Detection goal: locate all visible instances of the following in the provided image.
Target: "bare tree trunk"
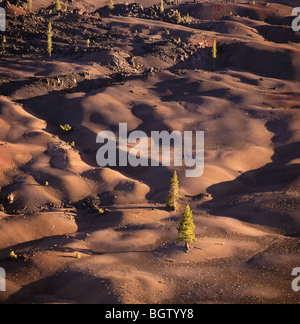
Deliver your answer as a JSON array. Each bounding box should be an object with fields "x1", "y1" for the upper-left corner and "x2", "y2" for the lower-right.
[{"x1": 185, "y1": 241, "x2": 190, "y2": 253}]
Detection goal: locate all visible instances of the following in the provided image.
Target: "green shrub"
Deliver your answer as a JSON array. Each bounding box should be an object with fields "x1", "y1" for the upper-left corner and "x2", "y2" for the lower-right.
[
  {"x1": 60, "y1": 124, "x2": 72, "y2": 133},
  {"x1": 108, "y1": 0, "x2": 114, "y2": 10},
  {"x1": 55, "y1": 0, "x2": 62, "y2": 11},
  {"x1": 10, "y1": 251, "x2": 18, "y2": 260}
]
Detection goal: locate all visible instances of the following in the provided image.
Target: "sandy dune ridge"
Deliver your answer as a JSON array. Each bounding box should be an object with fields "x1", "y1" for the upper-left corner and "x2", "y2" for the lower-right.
[{"x1": 0, "y1": 0, "x2": 299, "y2": 304}]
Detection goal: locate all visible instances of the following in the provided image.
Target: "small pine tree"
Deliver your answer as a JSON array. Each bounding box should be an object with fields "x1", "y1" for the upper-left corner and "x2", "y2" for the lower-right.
[
  {"x1": 177, "y1": 205, "x2": 197, "y2": 252},
  {"x1": 55, "y1": 0, "x2": 62, "y2": 11},
  {"x1": 108, "y1": 0, "x2": 115, "y2": 10},
  {"x1": 212, "y1": 38, "x2": 217, "y2": 60},
  {"x1": 176, "y1": 11, "x2": 182, "y2": 24},
  {"x1": 186, "y1": 13, "x2": 191, "y2": 23},
  {"x1": 28, "y1": 0, "x2": 33, "y2": 12},
  {"x1": 166, "y1": 171, "x2": 181, "y2": 211},
  {"x1": 160, "y1": 0, "x2": 164, "y2": 14},
  {"x1": 47, "y1": 21, "x2": 53, "y2": 57}
]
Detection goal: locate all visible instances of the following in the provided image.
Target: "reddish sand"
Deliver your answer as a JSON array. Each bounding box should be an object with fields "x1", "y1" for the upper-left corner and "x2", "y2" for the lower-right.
[{"x1": 0, "y1": 0, "x2": 299, "y2": 304}]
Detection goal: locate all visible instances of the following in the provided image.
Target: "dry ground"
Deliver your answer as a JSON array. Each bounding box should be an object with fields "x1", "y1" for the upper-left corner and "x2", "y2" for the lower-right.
[{"x1": 0, "y1": 0, "x2": 299, "y2": 304}]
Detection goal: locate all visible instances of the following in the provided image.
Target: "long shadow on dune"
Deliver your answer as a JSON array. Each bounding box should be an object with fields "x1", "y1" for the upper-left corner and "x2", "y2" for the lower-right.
[
  {"x1": 5, "y1": 271, "x2": 120, "y2": 304},
  {"x1": 226, "y1": 43, "x2": 297, "y2": 81},
  {"x1": 255, "y1": 25, "x2": 300, "y2": 44},
  {"x1": 152, "y1": 77, "x2": 231, "y2": 104},
  {"x1": 0, "y1": 209, "x2": 123, "y2": 254},
  {"x1": 0, "y1": 206, "x2": 167, "y2": 304},
  {"x1": 201, "y1": 141, "x2": 300, "y2": 233},
  {"x1": 17, "y1": 74, "x2": 176, "y2": 204}
]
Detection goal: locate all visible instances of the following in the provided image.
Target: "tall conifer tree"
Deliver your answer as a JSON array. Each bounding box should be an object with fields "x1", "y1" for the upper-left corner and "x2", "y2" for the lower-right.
[
  {"x1": 212, "y1": 38, "x2": 217, "y2": 60},
  {"x1": 166, "y1": 171, "x2": 180, "y2": 211},
  {"x1": 47, "y1": 21, "x2": 53, "y2": 57},
  {"x1": 28, "y1": 0, "x2": 33, "y2": 12},
  {"x1": 160, "y1": 0, "x2": 164, "y2": 14},
  {"x1": 177, "y1": 205, "x2": 197, "y2": 252}
]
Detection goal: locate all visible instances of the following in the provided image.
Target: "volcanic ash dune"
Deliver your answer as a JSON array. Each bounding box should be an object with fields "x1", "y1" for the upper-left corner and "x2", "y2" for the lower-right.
[{"x1": 0, "y1": 0, "x2": 299, "y2": 304}]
